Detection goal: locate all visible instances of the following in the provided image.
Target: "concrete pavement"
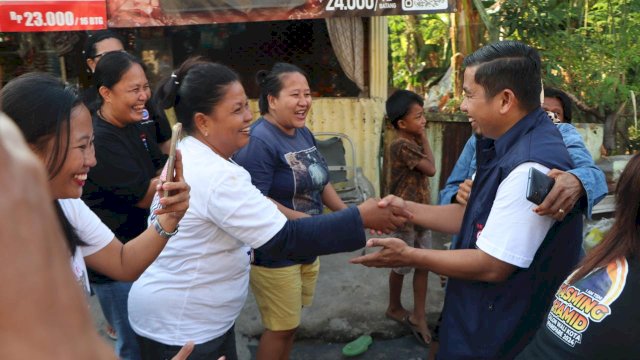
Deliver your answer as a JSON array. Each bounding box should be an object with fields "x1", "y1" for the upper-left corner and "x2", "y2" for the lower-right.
[{"x1": 90, "y1": 232, "x2": 449, "y2": 359}]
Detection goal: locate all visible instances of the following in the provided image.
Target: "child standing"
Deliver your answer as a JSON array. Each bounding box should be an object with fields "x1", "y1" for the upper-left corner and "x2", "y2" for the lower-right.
[{"x1": 385, "y1": 90, "x2": 436, "y2": 346}]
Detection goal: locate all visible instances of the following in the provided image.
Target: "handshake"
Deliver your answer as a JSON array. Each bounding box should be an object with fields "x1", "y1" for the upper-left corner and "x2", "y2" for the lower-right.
[
  {"x1": 352, "y1": 195, "x2": 421, "y2": 269},
  {"x1": 357, "y1": 195, "x2": 414, "y2": 234}
]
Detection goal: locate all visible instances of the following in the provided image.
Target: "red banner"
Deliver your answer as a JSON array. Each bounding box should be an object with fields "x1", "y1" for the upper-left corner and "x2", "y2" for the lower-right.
[{"x1": 0, "y1": 0, "x2": 107, "y2": 32}]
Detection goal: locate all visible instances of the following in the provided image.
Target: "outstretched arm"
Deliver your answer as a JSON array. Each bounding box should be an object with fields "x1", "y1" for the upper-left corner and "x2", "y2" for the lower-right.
[
  {"x1": 351, "y1": 238, "x2": 515, "y2": 283},
  {"x1": 85, "y1": 151, "x2": 190, "y2": 282},
  {"x1": 356, "y1": 163, "x2": 556, "y2": 284},
  {"x1": 378, "y1": 196, "x2": 465, "y2": 235}
]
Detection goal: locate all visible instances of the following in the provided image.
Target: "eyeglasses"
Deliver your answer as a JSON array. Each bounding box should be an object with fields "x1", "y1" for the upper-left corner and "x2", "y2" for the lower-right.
[{"x1": 93, "y1": 49, "x2": 126, "y2": 60}]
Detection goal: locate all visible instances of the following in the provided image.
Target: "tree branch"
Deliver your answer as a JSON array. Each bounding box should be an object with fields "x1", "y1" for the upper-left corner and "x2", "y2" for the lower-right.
[
  {"x1": 616, "y1": 100, "x2": 628, "y2": 116},
  {"x1": 472, "y1": 0, "x2": 499, "y2": 42},
  {"x1": 564, "y1": 90, "x2": 603, "y2": 121}
]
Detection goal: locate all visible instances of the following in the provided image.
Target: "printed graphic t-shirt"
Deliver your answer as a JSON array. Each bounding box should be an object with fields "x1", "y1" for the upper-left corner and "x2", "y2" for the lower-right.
[
  {"x1": 517, "y1": 256, "x2": 640, "y2": 359},
  {"x1": 233, "y1": 117, "x2": 330, "y2": 268}
]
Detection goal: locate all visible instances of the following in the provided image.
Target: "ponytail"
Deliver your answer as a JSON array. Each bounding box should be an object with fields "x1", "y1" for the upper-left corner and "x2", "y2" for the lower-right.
[{"x1": 154, "y1": 57, "x2": 240, "y2": 134}]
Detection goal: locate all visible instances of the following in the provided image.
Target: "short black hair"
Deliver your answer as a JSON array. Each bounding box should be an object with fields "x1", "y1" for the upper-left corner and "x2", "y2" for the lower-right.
[
  {"x1": 544, "y1": 87, "x2": 573, "y2": 123},
  {"x1": 83, "y1": 30, "x2": 124, "y2": 60},
  {"x1": 463, "y1": 40, "x2": 542, "y2": 112},
  {"x1": 386, "y1": 90, "x2": 424, "y2": 129},
  {"x1": 94, "y1": 51, "x2": 146, "y2": 106}
]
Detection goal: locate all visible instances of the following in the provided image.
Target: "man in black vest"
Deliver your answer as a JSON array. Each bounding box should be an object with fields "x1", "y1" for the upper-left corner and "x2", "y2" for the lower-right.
[{"x1": 353, "y1": 41, "x2": 583, "y2": 359}]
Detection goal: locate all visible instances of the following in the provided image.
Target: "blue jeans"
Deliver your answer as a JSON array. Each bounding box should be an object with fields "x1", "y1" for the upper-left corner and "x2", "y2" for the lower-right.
[{"x1": 93, "y1": 281, "x2": 141, "y2": 360}]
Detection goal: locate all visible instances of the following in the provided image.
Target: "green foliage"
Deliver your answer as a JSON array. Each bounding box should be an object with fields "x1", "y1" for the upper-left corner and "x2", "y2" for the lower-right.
[
  {"x1": 388, "y1": 14, "x2": 450, "y2": 93},
  {"x1": 492, "y1": 0, "x2": 640, "y2": 119},
  {"x1": 628, "y1": 124, "x2": 640, "y2": 152}
]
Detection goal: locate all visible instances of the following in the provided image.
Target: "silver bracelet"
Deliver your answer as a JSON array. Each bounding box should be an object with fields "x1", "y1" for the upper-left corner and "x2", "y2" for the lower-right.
[{"x1": 152, "y1": 217, "x2": 179, "y2": 239}]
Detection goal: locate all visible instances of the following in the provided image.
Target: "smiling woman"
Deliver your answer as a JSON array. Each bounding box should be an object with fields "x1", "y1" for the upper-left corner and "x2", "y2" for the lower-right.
[
  {"x1": 81, "y1": 51, "x2": 169, "y2": 360},
  {"x1": 0, "y1": 71, "x2": 191, "y2": 359},
  {"x1": 127, "y1": 57, "x2": 410, "y2": 360},
  {"x1": 233, "y1": 63, "x2": 350, "y2": 360}
]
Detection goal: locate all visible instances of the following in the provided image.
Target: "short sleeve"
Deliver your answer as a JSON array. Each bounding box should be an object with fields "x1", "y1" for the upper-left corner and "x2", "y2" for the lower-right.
[
  {"x1": 206, "y1": 167, "x2": 287, "y2": 249},
  {"x1": 390, "y1": 139, "x2": 426, "y2": 170},
  {"x1": 59, "y1": 199, "x2": 114, "y2": 257},
  {"x1": 476, "y1": 162, "x2": 555, "y2": 268},
  {"x1": 233, "y1": 136, "x2": 277, "y2": 195}
]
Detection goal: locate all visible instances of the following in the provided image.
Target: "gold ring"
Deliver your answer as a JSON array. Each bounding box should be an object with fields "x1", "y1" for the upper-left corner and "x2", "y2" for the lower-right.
[{"x1": 558, "y1": 208, "x2": 565, "y2": 215}]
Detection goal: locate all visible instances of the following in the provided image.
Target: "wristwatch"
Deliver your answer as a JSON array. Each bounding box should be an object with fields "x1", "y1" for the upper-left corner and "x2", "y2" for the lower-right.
[{"x1": 152, "y1": 217, "x2": 179, "y2": 239}]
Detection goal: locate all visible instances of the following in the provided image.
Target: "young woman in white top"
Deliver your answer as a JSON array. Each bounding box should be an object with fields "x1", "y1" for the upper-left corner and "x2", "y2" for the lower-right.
[
  {"x1": 0, "y1": 72, "x2": 193, "y2": 356},
  {"x1": 128, "y1": 58, "x2": 410, "y2": 360}
]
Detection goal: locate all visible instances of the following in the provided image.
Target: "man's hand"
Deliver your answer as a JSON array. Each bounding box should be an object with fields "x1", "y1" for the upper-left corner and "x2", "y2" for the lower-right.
[
  {"x1": 534, "y1": 169, "x2": 584, "y2": 221},
  {"x1": 357, "y1": 198, "x2": 412, "y2": 234},
  {"x1": 378, "y1": 195, "x2": 414, "y2": 219},
  {"x1": 350, "y1": 237, "x2": 415, "y2": 268},
  {"x1": 455, "y1": 179, "x2": 473, "y2": 206}
]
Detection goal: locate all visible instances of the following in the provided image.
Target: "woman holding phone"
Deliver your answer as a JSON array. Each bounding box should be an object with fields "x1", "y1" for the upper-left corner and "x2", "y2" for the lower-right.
[
  {"x1": 0, "y1": 72, "x2": 191, "y2": 356},
  {"x1": 80, "y1": 51, "x2": 168, "y2": 360},
  {"x1": 127, "y1": 57, "x2": 410, "y2": 360}
]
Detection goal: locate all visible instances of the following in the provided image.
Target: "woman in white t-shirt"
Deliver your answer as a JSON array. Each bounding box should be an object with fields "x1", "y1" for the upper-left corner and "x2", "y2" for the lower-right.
[
  {"x1": 0, "y1": 73, "x2": 190, "y2": 313},
  {"x1": 128, "y1": 58, "x2": 409, "y2": 360}
]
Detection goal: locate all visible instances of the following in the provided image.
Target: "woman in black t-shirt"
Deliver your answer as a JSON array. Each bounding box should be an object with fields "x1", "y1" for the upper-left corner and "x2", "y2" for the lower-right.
[
  {"x1": 81, "y1": 51, "x2": 167, "y2": 360},
  {"x1": 518, "y1": 153, "x2": 640, "y2": 359},
  {"x1": 82, "y1": 30, "x2": 172, "y2": 153}
]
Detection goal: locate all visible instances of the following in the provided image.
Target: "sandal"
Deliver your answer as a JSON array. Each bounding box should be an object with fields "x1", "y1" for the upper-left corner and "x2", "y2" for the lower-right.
[
  {"x1": 342, "y1": 335, "x2": 373, "y2": 357},
  {"x1": 405, "y1": 316, "x2": 431, "y2": 346},
  {"x1": 385, "y1": 309, "x2": 410, "y2": 325}
]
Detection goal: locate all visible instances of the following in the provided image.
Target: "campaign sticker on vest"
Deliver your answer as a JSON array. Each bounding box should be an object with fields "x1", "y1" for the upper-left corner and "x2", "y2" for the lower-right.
[{"x1": 546, "y1": 257, "x2": 628, "y2": 347}]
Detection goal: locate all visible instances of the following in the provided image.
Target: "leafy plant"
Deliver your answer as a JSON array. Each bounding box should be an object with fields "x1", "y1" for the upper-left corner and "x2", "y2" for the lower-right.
[{"x1": 388, "y1": 14, "x2": 451, "y2": 95}]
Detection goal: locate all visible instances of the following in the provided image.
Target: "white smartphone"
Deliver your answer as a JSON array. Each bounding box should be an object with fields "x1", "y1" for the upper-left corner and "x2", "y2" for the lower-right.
[{"x1": 163, "y1": 123, "x2": 182, "y2": 198}]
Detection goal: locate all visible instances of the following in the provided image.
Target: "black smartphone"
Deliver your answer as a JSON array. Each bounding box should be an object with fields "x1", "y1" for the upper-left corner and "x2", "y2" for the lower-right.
[
  {"x1": 526, "y1": 167, "x2": 555, "y2": 205},
  {"x1": 163, "y1": 123, "x2": 182, "y2": 198}
]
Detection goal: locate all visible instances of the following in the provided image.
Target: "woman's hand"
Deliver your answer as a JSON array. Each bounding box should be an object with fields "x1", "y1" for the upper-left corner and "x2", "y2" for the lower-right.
[{"x1": 154, "y1": 150, "x2": 190, "y2": 230}]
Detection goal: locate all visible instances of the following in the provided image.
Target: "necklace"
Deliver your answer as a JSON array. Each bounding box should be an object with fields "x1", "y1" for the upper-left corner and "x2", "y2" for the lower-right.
[{"x1": 96, "y1": 108, "x2": 123, "y2": 128}]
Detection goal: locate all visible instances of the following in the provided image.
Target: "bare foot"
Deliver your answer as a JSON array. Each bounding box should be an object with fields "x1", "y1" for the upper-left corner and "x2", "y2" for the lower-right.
[
  {"x1": 385, "y1": 307, "x2": 410, "y2": 324},
  {"x1": 407, "y1": 315, "x2": 432, "y2": 345}
]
